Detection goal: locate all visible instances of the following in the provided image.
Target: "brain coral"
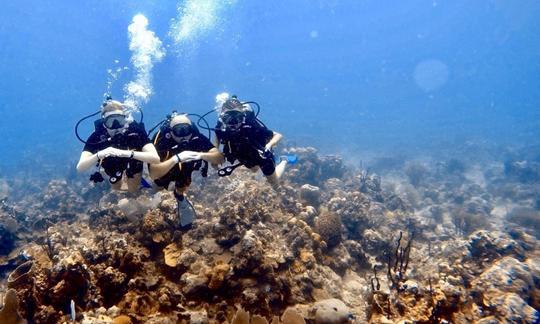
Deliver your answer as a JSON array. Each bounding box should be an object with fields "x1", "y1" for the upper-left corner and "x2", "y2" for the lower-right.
[{"x1": 315, "y1": 210, "x2": 342, "y2": 248}]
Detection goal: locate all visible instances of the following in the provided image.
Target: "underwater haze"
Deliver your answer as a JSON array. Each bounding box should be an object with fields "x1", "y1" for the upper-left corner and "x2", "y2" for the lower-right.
[
  {"x1": 3, "y1": 1, "x2": 540, "y2": 323},
  {"x1": 1, "y1": 0, "x2": 539, "y2": 175}
]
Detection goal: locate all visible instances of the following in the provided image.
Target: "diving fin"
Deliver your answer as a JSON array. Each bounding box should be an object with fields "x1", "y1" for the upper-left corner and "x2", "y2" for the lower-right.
[
  {"x1": 175, "y1": 193, "x2": 196, "y2": 228},
  {"x1": 140, "y1": 177, "x2": 152, "y2": 189},
  {"x1": 280, "y1": 154, "x2": 298, "y2": 165}
]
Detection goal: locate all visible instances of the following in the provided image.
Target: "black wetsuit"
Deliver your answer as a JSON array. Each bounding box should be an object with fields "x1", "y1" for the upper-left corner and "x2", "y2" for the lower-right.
[
  {"x1": 151, "y1": 129, "x2": 214, "y2": 189},
  {"x1": 215, "y1": 118, "x2": 276, "y2": 176},
  {"x1": 83, "y1": 121, "x2": 150, "y2": 181}
]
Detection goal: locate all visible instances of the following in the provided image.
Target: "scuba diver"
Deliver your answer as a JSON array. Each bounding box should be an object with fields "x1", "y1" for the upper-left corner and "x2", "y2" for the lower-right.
[
  {"x1": 149, "y1": 113, "x2": 223, "y2": 228},
  {"x1": 213, "y1": 94, "x2": 296, "y2": 188},
  {"x1": 76, "y1": 99, "x2": 160, "y2": 193}
]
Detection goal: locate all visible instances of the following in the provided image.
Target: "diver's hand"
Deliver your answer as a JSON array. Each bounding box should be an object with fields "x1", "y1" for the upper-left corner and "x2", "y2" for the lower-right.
[
  {"x1": 176, "y1": 151, "x2": 196, "y2": 163},
  {"x1": 102, "y1": 147, "x2": 128, "y2": 158},
  {"x1": 112, "y1": 149, "x2": 133, "y2": 158},
  {"x1": 264, "y1": 143, "x2": 274, "y2": 152},
  {"x1": 97, "y1": 147, "x2": 118, "y2": 159},
  {"x1": 186, "y1": 152, "x2": 203, "y2": 161}
]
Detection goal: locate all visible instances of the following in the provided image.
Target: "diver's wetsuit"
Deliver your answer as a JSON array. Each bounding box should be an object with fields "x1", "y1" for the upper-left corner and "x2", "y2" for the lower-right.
[
  {"x1": 215, "y1": 118, "x2": 276, "y2": 176},
  {"x1": 84, "y1": 121, "x2": 150, "y2": 182},
  {"x1": 151, "y1": 129, "x2": 214, "y2": 189}
]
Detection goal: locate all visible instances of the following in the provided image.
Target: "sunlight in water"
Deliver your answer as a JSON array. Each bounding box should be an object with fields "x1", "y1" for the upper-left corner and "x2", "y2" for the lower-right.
[
  {"x1": 169, "y1": 0, "x2": 237, "y2": 44},
  {"x1": 414, "y1": 59, "x2": 449, "y2": 92}
]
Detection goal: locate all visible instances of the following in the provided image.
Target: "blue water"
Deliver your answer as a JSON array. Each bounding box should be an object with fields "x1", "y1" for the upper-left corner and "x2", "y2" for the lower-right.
[{"x1": 1, "y1": 0, "x2": 540, "y2": 176}]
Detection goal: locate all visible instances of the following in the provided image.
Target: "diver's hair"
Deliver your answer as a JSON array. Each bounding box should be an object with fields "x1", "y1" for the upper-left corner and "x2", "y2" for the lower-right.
[
  {"x1": 170, "y1": 114, "x2": 192, "y2": 127},
  {"x1": 101, "y1": 100, "x2": 125, "y2": 115},
  {"x1": 222, "y1": 99, "x2": 241, "y2": 111}
]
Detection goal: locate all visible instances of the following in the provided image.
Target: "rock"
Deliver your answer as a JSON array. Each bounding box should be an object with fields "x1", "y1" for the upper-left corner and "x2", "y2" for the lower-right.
[
  {"x1": 163, "y1": 243, "x2": 181, "y2": 267},
  {"x1": 320, "y1": 156, "x2": 346, "y2": 180},
  {"x1": 312, "y1": 299, "x2": 352, "y2": 324},
  {"x1": 112, "y1": 315, "x2": 132, "y2": 324},
  {"x1": 475, "y1": 316, "x2": 499, "y2": 324},
  {"x1": 504, "y1": 160, "x2": 540, "y2": 183},
  {"x1": 400, "y1": 280, "x2": 419, "y2": 295},
  {"x1": 472, "y1": 256, "x2": 539, "y2": 305},
  {"x1": 251, "y1": 314, "x2": 269, "y2": 324},
  {"x1": 467, "y1": 230, "x2": 525, "y2": 261},
  {"x1": 506, "y1": 207, "x2": 540, "y2": 236},
  {"x1": 490, "y1": 293, "x2": 538, "y2": 323},
  {"x1": 300, "y1": 184, "x2": 322, "y2": 207},
  {"x1": 0, "y1": 289, "x2": 26, "y2": 324},
  {"x1": 282, "y1": 307, "x2": 306, "y2": 324},
  {"x1": 207, "y1": 261, "x2": 230, "y2": 290},
  {"x1": 0, "y1": 225, "x2": 17, "y2": 255},
  {"x1": 467, "y1": 255, "x2": 540, "y2": 322},
  {"x1": 359, "y1": 173, "x2": 383, "y2": 202},
  {"x1": 181, "y1": 272, "x2": 208, "y2": 296},
  {"x1": 328, "y1": 192, "x2": 371, "y2": 240},
  {"x1": 231, "y1": 307, "x2": 250, "y2": 324},
  {"x1": 189, "y1": 310, "x2": 209, "y2": 324},
  {"x1": 95, "y1": 265, "x2": 127, "y2": 307},
  {"x1": 82, "y1": 314, "x2": 114, "y2": 324},
  {"x1": 106, "y1": 306, "x2": 121, "y2": 318}
]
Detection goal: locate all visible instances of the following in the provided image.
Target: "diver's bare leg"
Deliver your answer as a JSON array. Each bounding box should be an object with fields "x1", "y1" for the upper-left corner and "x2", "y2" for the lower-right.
[
  {"x1": 127, "y1": 173, "x2": 142, "y2": 193},
  {"x1": 111, "y1": 181, "x2": 123, "y2": 191},
  {"x1": 274, "y1": 160, "x2": 288, "y2": 179},
  {"x1": 266, "y1": 160, "x2": 288, "y2": 189},
  {"x1": 175, "y1": 186, "x2": 188, "y2": 196},
  {"x1": 266, "y1": 172, "x2": 280, "y2": 189}
]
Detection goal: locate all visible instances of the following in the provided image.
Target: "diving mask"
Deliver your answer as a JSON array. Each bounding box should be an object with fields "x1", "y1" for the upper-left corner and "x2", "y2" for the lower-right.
[
  {"x1": 103, "y1": 114, "x2": 127, "y2": 130},
  {"x1": 221, "y1": 110, "x2": 245, "y2": 131},
  {"x1": 171, "y1": 123, "x2": 192, "y2": 142}
]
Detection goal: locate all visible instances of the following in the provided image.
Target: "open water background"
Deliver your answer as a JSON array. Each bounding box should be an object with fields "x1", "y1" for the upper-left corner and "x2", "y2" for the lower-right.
[{"x1": 1, "y1": 0, "x2": 539, "y2": 176}]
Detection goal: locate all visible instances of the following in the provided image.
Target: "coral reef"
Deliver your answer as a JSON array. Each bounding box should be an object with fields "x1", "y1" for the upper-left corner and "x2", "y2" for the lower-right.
[
  {"x1": 0, "y1": 146, "x2": 539, "y2": 323},
  {"x1": 315, "y1": 210, "x2": 342, "y2": 249},
  {"x1": 284, "y1": 147, "x2": 345, "y2": 186},
  {"x1": 506, "y1": 207, "x2": 539, "y2": 238},
  {"x1": 0, "y1": 200, "x2": 19, "y2": 256},
  {"x1": 0, "y1": 289, "x2": 26, "y2": 324}
]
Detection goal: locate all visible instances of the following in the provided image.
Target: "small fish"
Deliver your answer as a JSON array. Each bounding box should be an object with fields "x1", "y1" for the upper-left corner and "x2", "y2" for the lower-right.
[{"x1": 70, "y1": 300, "x2": 76, "y2": 321}]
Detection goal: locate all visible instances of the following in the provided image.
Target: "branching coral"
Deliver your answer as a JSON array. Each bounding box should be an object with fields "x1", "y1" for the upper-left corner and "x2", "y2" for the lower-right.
[{"x1": 386, "y1": 231, "x2": 413, "y2": 291}]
